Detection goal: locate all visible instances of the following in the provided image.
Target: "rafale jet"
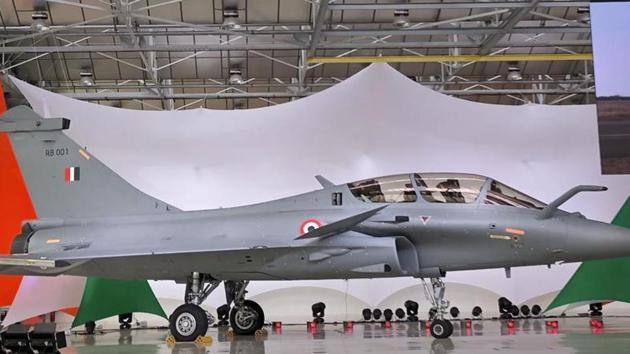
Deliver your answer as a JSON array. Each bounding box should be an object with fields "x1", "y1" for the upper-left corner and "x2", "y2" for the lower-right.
[{"x1": 1, "y1": 106, "x2": 629, "y2": 340}]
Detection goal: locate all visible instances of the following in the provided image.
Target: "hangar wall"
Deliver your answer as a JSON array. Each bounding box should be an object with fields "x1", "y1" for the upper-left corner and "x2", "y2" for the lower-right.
[{"x1": 9, "y1": 63, "x2": 630, "y2": 325}]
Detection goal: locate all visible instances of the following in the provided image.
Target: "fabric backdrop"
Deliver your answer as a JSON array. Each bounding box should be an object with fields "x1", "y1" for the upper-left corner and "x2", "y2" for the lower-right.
[{"x1": 10, "y1": 63, "x2": 630, "y2": 311}]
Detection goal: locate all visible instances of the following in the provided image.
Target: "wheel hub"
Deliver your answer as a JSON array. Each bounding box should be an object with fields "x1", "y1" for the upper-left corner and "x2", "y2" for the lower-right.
[
  {"x1": 176, "y1": 313, "x2": 197, "y2": 336},
  {"x1": 234, "y1": 306, "x2": 257, "y2": 330}
]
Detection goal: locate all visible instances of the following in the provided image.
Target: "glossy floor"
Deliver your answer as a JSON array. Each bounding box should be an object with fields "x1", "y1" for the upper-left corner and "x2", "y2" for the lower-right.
[{"x1": 61, "y1": 317, "x2": 630, "y2": 354}]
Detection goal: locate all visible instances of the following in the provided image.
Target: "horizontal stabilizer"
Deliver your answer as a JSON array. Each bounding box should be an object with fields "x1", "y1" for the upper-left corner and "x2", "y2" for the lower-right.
[
  {"x1": 0, "y1": 256, "x2": 62, "y2": 269},
  {"x1": 296, "y1": 205, "x2": 388, "y2": 240}
]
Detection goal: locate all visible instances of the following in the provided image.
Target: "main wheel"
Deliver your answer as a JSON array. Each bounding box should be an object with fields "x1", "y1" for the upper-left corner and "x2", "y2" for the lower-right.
[
  {"x1": 230, "y1": 300, "x2": 265, "y2": 335},
  {"x1": 430, "y1": 319, "x2": 453, "y2": 339},
  {"x1": 169, "y1": 304, "x2": 209, "y2": 342}
]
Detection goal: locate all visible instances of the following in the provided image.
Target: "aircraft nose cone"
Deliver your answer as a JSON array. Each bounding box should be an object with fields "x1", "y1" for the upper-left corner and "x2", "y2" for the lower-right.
[{"x1": 567, "y1": 219, "x2": 630, "y2": 262}]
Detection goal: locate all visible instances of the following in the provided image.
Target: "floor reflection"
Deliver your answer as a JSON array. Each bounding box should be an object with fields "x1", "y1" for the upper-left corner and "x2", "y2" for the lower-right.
[{"x1": 64, "y1": 317, "x2": 630, "y2": 354}]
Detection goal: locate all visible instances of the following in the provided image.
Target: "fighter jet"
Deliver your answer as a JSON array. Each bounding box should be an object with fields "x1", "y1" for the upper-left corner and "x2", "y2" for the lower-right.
[{"x1": 1, "y1": 106, "x2": 629, "y2": 340}]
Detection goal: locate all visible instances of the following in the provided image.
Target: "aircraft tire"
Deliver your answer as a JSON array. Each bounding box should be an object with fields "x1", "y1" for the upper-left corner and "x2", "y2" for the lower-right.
[
  {"x1": 169, "y1": 303, "x2": 209, "y2": 342},
  {"x1": 230, "y1": 300, "x2": 265, "y2": 335},
  {"x1": 430, "y1": 319, "x2": 453, "y2": 339}
]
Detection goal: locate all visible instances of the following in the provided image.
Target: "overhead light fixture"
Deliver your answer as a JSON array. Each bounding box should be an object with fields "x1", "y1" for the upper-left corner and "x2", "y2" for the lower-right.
[
  {"x1": 228, "y1": 68, "x2": 244, "y2": 85},
  {"x1": 577, "y1": 7, "x2": 590, "y2": 24},
  {"x1": 31, "y1": 12, "x2": 49, "y2": 33},
  {"x1": 393, "y1": 9, "x2": 410, "y2": 29},
  {"x1": 79, "y1": 70, "x2": 94, "y2": 87},
  {"x1": 506, "y1": 63, "x2": 522, "y2": 81},
  {"x1": 222, "y1": 9, "x2": 241, "y2": 30}
]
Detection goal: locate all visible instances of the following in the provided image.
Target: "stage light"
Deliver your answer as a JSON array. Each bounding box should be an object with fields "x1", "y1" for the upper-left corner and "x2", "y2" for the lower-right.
[
  {"x1": 510, "y1": 305, "x2": 520, "y2": 317},
  {"x1": 372, "y1": 308, "x2": 382, "y2": 321},
  {"x1": 520, "y1": 305, "x2": 531, "y2": 317},
  {"x1": 472, "y1": 306, "x2": 483, "y2": 318},
  {"x1": 85, "y1": 321, "x2": 96, "y2": 335},
  {"x1": 531, "y1": 304, "x2": 542, "y2": 316},
  {"x1": 395, "y1": 308, "x2": 405, "y2": 320},
  {"x1": 217, "y1": 304, "x2": 230, "y2": 326},
  {"x1": 1, "y1": 324, "x2": 32, "y2": 353},
  {"x1": 383, "y1": 309, "x2": 393, "y2": 322},
  {"x1": 404, "y1": 300, "x2": 419, "y2": 321},
  {"x1": 312, "y1": 302, "x2": 326, "y2": 324},
  {"x1": 449, "y1": 307, "x2": 460, "y2": 318},
  {"x1": 119, "y1": 313, "x2": 132, "y2": 330},
  {"x1": 30, "y1": 323, "x2": 67, "y2": 354},
  {"x1": 362, "y1": 308, "x2": 372, "y2": 321},
  {"x1": 589, "y1": 303, "x2": 603, "y2": 317}
]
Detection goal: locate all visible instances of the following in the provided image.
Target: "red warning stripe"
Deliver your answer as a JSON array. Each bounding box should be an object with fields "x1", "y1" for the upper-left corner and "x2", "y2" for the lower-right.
[{"x1": 0, "y1": 81, "x2": 37, "y2": 307}]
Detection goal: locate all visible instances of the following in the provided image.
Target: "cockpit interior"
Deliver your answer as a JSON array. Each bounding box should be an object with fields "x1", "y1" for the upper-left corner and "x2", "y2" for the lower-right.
[{"x1": 347, "y1": 173, "x2": 546, "y2": 209}]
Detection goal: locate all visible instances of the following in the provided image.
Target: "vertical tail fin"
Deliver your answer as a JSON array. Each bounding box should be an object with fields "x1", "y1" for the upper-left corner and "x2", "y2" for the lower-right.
[{"x1": 0, "y1": 106, "x2": 178, "y2": 218}]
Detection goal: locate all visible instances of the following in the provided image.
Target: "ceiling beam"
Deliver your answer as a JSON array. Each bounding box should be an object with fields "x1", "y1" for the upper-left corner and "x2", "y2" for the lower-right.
[
  {"x1": 478, "y1": 0, "x2": 541, "y2": 55},
  {"x1": 308, "y1": 53, "x2": 593, "y2": 64},
  {"x1": 328, "y1": 1, "x2": 588, "y2": 10},
  {"x1": 309, "y1": 0, "x2": 330, "y2": 51},
  {"x1": 0, "y1": 38, "x2": 592, "y2": 54},
  {"x1": 55, "y1": 87, "x2": 594, "y2": 101}
]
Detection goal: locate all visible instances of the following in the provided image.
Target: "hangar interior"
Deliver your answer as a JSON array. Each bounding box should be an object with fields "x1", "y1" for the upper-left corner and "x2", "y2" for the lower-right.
[{"x1": 1, "y1": 0, "x2": 593, "y2": 109}]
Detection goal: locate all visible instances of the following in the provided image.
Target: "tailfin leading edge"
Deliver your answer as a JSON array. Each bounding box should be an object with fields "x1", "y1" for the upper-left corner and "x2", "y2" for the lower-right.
[{"x1": 0, "y1": 106, "x2": 178, "y2": 219}]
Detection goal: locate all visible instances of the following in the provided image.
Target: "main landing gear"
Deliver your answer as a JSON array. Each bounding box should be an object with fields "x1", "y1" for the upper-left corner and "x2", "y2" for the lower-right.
[
  {"x1": 168, "y1": 273, "x2": 265, "y2": 342},
  {"x1": 422, "y1": 278, "x2": 454, "y2": 339}
]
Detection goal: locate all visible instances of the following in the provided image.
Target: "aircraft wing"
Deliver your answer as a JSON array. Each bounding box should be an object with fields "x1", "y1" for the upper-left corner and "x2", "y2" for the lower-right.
[{"x1": 295, "y1": 205, "x2": 388, "y2": 240}]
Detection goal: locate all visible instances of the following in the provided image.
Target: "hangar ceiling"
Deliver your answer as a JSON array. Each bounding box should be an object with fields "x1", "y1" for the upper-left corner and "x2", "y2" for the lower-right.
[{"x1": 0, "y1": 0, "x2": 594, "y2": 110}]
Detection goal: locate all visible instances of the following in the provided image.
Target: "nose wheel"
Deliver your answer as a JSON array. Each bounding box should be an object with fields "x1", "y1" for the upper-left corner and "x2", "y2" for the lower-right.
[{"x1": 430, "y1": 318, "x2": 453, "y2": 339}]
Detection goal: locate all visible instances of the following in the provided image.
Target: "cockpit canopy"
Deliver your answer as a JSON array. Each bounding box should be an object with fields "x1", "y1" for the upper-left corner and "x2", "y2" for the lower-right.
[{"x1": 347, "y1": 173, "x2": 545, "y2": 209}]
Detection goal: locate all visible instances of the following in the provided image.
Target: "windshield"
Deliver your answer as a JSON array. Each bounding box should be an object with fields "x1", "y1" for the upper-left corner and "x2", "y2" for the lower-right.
[
  {"x1": 484, "y1": 180, "x2": 546, "y2": 209},
  {"x1": 348, "y1": 174, "x2": 417, "y2": 203},
  {"x1": 414, "y1": 173, "x2": 486, "y2": 203}
]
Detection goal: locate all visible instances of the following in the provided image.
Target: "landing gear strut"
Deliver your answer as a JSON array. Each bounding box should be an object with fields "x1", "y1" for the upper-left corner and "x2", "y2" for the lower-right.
[
  {"x1": 225, "y1": 280, "x2": 265, "y2": 335},
  {"x1": 422, "y1": 278, "x2": 453, "y2": 339},
  {"x1": 169, "y1": 273, "x2": 219, "y2": 342},
  {"x1": 168, "y1": 275, "x2": 265, "y2": 341}
]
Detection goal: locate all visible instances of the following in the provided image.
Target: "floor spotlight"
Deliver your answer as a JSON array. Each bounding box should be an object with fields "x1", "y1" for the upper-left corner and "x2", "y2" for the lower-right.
[
  {"x1": 472, "y1": 306, "x2": 482, "y2": 318},
  {"x1": 119, "y1": 313, "x2": 133, "y2": 330},
  {"x1": 1, "y1": 324, "x2": 32, "y2": 353},
  {"x1": 372, "y1": 309, "x2": 382, "y2": 321},
  {"x1": 395, "y1": 308, "x2": 405, "y2": 320},
  {"x1": 30, "y1": 323, "x2": 67, "y2": 353},
  {"x1": 449, "y1": 307, "x2": 460, "y2": 318},
  {"x1": 404, "y1": 300, "x2": 419, "y2": 322},
  {"x1": 312, "y1": 302, "x2": 326, "y2": 324},
  {"x1": 216, "y1": 304, "x2": 230, "y2": 327},
  {"x1": 383, "y1": 309, "x2": 393, "y2": 322},
  {"x1": 520, "y1": 305, "x2": 531, "y2": 317},
  {"x1": 362, "y1": 308, "x2": 372, "y2": 321},
  {"x1": 531, "y1": 304, "x2": 542, "y2": 317}
]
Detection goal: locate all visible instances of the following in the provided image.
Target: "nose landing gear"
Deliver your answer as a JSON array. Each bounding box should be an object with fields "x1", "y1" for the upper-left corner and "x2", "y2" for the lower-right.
[{"x1": 423, "y1": 278, "x2": 454, "y2": 339}]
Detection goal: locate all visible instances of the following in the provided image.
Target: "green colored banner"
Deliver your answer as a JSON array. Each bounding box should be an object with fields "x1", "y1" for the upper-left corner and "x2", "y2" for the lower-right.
[
  {"x1": 72, "y1": 277, "x2": 166, "y2": 328},
  {"x1": 546, "y1": 197, "x2": 630, "y2": 312}
]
